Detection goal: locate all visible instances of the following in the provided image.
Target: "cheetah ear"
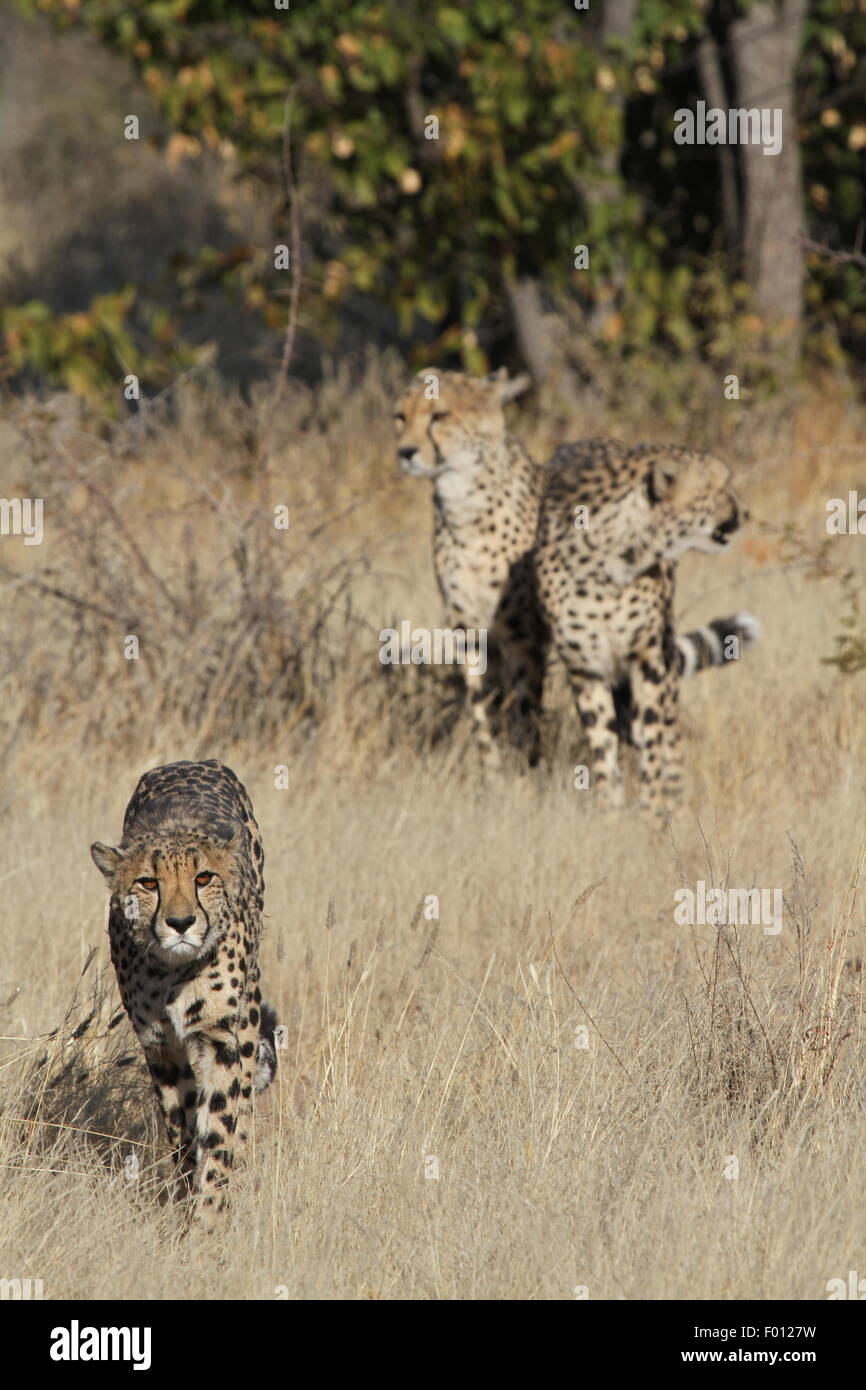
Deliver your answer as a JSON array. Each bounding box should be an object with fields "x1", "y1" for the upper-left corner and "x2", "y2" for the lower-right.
[
  {"x1": 646, "y1": 455, "x2": 683, "y2": 505},
  {"x1": 494, "y1": 370, "x2": 532, "y2": 403},
  {"x1": 91, "y1": 842, "x2": 124, "y2": 881}
]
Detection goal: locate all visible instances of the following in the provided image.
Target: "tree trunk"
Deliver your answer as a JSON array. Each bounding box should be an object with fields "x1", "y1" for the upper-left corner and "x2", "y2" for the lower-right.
[
  {"x1": 730, "y1": 0, "x2": 807, "y2": 349},
  {"x1": 506, "y1": 1, "x2": 639, "y2": 385},
  {"x1": 504, "y1": 275, "x2": 554, "y2": 385},
  {"x1": 585, "y1": 0, "x2": 638, "y2": 340},
  {"x1": 697, "y1": 36, "x2": 740, "y2": 253}
]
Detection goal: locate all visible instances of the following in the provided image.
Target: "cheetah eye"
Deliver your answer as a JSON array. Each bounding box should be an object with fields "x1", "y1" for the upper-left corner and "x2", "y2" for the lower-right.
[
  {"x1": 392, "y1": 412, "x2": 405, "y2": 424},
  {"x1": 431, "y1": 411, "x2": 450, "y2": 422},
  {"x1": 136, "y1": 878, "x2": 158, "y2": 892},
  {"x1": 195, "y1": 872, "x2": 215, "y2": 888}
]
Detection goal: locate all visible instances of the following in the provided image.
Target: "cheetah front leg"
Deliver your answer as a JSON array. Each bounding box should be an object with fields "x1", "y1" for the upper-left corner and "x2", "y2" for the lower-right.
[
  {"x1": 562, "y1": 663, "x2": 623, "y2": 807},
  {"x1": 187, "y1": 1020, "x2": 257, "y2": 1216},
  {"x1": 657, "y1": 667, "x2": 684, "y2": 805},
  {"x1": 144, "y1": 1044, "x2": 197, "y2": 1200},
  {"x1": 463, "y1": 649, "x2": 502, "y2": 769},
  {"x1": 629, "y1": 653, "x2": 683, "y2": 813}
]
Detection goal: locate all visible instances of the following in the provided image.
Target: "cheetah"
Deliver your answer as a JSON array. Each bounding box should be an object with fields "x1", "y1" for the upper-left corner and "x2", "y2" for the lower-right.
[
  {"x1": 91, "y1": 759, "x2": 278, "y2": 1216},
  {"x1": 393, "y1": 369, "x2": 758, "y2": 774},
  {"x1": 535, "y1": 439, "x2": 758, "y2": 809},
  {"x1": 394, "y1": 368, "x2": 546, "y2": 763}
]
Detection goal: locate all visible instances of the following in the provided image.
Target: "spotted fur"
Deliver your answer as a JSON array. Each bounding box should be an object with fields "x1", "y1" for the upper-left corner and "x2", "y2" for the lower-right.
[
  {"x1": 394, "y1": 371, "x2": 759, "y2": 782},
  {"x1": 535, "y1": 439, "x2": 757, "y2": 809},
  {"x1": 394, "y1": 368, "x2": 545, "y2": 763},
  {"x1": 91, "y1": 759, "x2": 278, "y2": 1216}
]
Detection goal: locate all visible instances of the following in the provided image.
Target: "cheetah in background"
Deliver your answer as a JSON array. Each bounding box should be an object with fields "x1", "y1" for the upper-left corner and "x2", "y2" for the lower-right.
[
  {"x1": 394, "y1": 367, "x2": 544, "y2": 763},
  {"x1": 535, "y1": 439, "x2": 759, "y2": 809},
  {"x1": 393, "y1": 369, "x2": 759, "y2": 779},
  {"x1": 91, "y1": 759, "x2": 278, "y2": 1216}
]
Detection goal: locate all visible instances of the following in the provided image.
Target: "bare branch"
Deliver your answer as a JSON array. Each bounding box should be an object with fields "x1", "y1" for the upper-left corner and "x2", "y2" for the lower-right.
[
  {"x1": 267, "y1": 86, "x2": 303, "y2": 448},
  {"x1": 800, "y1": 237, "x2": 866, "y2": 273}
]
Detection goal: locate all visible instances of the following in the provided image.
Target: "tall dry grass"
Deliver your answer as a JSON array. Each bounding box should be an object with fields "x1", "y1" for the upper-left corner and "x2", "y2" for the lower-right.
[{"x1": 0, "y1": 356, "x2": 864, "y2": 1299}]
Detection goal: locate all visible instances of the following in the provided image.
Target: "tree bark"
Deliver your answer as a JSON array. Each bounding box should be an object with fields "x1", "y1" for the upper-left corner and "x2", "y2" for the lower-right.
[
  {"x1": 504, "y1": 275, "x2": 554, "y2": 385},
  {"x1": 697, "y1": 36, "x2": 740, "y2": 253},
  {"x1": 730, "y1": 0, "x2": 807, "y2": 347},
  {"x1": 506, "y1": 1, "x2": 639, "y2": 384},
  {"x1": 600, "y1": 0, "x2": 639, "y2": 52},
  {"x1": 585, "y1": 0, "x2": 638, "y2": 339}
]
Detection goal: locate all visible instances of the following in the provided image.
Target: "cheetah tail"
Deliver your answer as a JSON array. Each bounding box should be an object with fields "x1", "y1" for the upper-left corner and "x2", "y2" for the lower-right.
[
  {"x1": 255, "y1": 1001, "x2": 279, "y2": 1093},
  {"x1": 675, "y1": 611, "x2": 761, "y2": 679}
]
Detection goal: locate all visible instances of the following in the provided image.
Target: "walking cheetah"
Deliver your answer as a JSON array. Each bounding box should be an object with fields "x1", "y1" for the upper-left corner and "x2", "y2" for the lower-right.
[
  {"x1": 535, "y1": 438, "x2": 757, "y2": 809},
  {"x1": 91, "y1": 759, "x2": 278, "y2": 1215},
  {"x1": 393, "y1": 370, "x2": 758, "y2": 775}
]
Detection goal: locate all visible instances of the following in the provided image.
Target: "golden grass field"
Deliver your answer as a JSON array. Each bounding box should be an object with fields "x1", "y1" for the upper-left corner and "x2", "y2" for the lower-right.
[{"x1": 0, "y1": 357, "x2": 864, "y2": 1300}]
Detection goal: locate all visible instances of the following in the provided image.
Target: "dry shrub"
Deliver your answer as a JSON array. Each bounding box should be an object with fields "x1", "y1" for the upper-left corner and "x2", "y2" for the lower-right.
[
  {"x1": 679, "y1": 836, "x2": 864, "y2": 1144},
  {"x1": 6, "y1": 953, "x2": 162, "y2": 1201},
  {"x1": 0, "y1": 363, "x2": 467, "y2": 763}
]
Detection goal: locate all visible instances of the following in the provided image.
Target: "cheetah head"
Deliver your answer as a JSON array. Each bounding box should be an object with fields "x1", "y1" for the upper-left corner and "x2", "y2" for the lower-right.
[
  {"x1": 393, "y1": 368, "x2": 531, "y2": 479},
  {"x1": 604, "y1": 448, "x2": 747, "y2": 586},
  {"x1": 91, "y1": 820, "x2": 243, "y2": 966}
]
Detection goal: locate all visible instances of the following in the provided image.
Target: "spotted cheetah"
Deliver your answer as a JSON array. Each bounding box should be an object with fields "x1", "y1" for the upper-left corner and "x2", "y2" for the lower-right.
[
  {"x1": 535, "y1": 439, "x2": 757, "y2": 809},
  {"x1": 91, "y1": 759, "x2": 278, "y2": 1215},
  {"x1": 394, "y1": 368, "x2": 544, "y2": 763},
  {"x1": 393, "y1": 370, "x2": 758, "y2": 775}
]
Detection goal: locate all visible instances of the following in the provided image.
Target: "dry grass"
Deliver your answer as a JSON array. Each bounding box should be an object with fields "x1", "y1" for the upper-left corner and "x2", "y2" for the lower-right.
[{"x1": 0, "y1": 356, "x2": 864, "y2": 1299}]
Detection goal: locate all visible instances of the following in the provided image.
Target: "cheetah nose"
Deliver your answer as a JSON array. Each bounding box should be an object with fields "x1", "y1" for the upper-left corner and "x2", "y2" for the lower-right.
[
  {"x1": 399, "y1": 446, "x2": 418, "y2": 461},
  {"x1": 165, "y1": 914, "x2": 196, "y2": 932}
]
